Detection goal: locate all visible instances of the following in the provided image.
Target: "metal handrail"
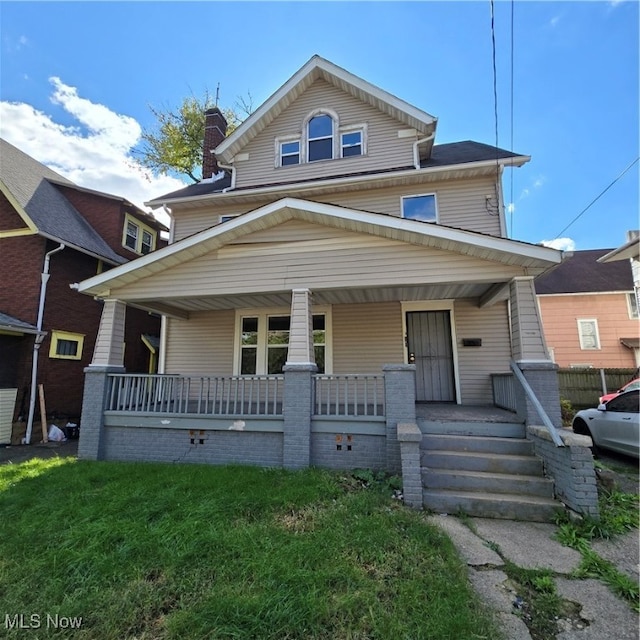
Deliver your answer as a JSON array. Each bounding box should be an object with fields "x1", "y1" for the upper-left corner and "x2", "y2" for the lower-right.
[{"x1": 510, "y1": 361, "x2": 564, "y2": 447}]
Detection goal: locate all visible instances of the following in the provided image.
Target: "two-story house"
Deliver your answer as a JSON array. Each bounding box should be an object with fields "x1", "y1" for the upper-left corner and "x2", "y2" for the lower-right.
[
  {"x1": 0, "y1": 139, "x2": 167, "y2": 444},
  {"x1": 75, "y1": 57, "x2": 599, "y2": 520}
]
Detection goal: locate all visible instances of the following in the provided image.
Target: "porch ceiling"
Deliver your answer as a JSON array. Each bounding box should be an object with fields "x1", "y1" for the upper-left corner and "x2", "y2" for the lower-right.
[{"x1": 123, "y1": 282, "x2": 502, "y2": 317}]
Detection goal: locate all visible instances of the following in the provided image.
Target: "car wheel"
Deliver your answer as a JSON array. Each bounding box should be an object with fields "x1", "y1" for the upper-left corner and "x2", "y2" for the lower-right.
[{"x1": 573, "y1": 418, "x2": 600, "y2": 456}]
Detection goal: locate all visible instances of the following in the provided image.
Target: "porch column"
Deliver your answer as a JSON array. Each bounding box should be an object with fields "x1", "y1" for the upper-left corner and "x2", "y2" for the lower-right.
[
  {"x1": 383, "y1": 364, "x2": 416, "y2": 473},
  {"x1": 78, "y1": 299, "x2": 126, "y2": 461},
  {"x1": 282, "y1": 289, "x2": 317, "y2": 469},
  {"x1": 509, "y1": 278, "x2": 562, "y2": 427}
]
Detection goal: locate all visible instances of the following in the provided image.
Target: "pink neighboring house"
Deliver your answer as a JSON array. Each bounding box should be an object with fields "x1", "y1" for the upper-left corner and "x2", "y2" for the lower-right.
[{"x1": 536, "y1": 248, "x2": 639, "y2": 369}]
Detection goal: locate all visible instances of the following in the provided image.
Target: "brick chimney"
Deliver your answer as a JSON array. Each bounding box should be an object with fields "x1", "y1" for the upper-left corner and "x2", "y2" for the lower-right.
[{"x1": 202, "y1": 107, "x2": 228, "y2": 179}]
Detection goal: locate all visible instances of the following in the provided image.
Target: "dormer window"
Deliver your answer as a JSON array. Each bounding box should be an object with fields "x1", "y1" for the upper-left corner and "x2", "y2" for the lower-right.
[{"x1": 307, "y1": 114, "x2": 334, "y2": 162}]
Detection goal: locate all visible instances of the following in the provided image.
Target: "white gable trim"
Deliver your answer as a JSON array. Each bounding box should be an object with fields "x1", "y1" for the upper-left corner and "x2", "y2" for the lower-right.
[
  {"x1": 77, "y1": 197, "x2": 561, "y2": 298},
  {"x1": 215, "y1": 55, "x2": 437, "y2": 164}
]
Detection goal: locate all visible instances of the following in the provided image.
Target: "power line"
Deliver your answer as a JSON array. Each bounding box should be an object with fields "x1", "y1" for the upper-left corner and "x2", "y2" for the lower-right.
[
  {"x1": 509, "y1": 0, "x2": 514, "y2": 238},
  {"x1": 553, "y1": 157, "x2": 640, "y2": 239}
]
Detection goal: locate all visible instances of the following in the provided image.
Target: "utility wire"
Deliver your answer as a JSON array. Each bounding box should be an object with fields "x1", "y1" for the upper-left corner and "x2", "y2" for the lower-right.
[
  {"x1": 488, "y1": 0, "x2": 500, "y2": 217},
  {"x1": 553, "y1": 157, "x2": 639, "y2": 239},
  {"x1": 509, "y1": 0, "x2": 514, "y2": 238}
]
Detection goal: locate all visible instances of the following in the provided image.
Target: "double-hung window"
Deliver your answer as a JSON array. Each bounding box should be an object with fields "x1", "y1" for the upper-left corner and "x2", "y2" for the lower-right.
[
  {"x1": 123, "y1": 214, "x2": 157, "y2": 255},
  {"x1": 577, "y1": 319, "x2": 600, "y2": 350},
  {"x1": 307, "y1": 114, "x2": 333, "y2": 162},
  {"x1": 280, "y1": 140, "x2": 300, "y2": 166},
  {"x1": 341, "y1": 130, "x2": 362, "y2": 157},
  {"x1": 237, "y1": 311, "x2": 328, "y2": 375}
]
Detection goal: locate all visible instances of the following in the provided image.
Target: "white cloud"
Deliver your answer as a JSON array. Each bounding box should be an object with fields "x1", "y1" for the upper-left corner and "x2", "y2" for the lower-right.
[
  {"x1": 0, "y1": 78, "x2": 186, "y2": 225},
  {"x1": 541, "y1": 237, "x2": 576, "y2": 252}
]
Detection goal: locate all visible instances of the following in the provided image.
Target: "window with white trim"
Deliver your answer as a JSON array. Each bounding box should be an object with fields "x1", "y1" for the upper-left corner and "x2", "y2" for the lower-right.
[
  {"x1": 49, "y1": 330, "x2": 85, "y2": 360},
  {"x1": 236, "y1": 310, "x2": 328, "y2": 375},
  {"x1": 308, "y1": 114, "x2": 334, "y2": 162},
  {"x1": 577, "y1": 319, "x2": 600, "y2": 350},
  {"x1": 627, "y1": 293, "x2": 639, "y2": 319},
  {"x1": 123, "y1": 214, "x2": 157, "y2": 255},
  {"x1": 401, "y1": 194, "x2": 438, "y2": 223},
  {"x1": 340, "y1": 130, "x2": 362, "y2": 157},
  {"x1": 280, "y1": 140, "x2": 300, "y2": 166}
]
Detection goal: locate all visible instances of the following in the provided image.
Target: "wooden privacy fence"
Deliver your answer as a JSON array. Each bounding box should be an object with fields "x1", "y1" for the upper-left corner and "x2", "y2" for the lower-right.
[{"x1": 558, "y1": 368, "x2": 637, "y2": 409}]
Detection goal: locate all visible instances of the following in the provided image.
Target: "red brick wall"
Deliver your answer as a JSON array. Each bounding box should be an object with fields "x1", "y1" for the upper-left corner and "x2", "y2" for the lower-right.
[{"x1": 0, "y1": 192, "x2": 29, "y2": 230}]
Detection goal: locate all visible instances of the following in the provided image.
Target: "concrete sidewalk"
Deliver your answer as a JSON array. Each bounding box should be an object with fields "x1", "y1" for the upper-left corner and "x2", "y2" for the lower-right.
[{"x1": 428, "y1": 515, "x2": 639, "y2": 640}]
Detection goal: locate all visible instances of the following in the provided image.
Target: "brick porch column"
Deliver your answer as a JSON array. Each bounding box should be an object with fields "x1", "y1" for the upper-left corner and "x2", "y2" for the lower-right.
[
  {"x1": 383, "y1": 364, "x2": 416, "y2": 473},
  {"x1": 78, "y1": 299, "x2": 126, "y2": 460},
  {"x1": 282, "y1": 289, "x2": 317, "y2": 469},
  {"x1": 509, "y1": 277, "x2": 562, "y2": 427}
]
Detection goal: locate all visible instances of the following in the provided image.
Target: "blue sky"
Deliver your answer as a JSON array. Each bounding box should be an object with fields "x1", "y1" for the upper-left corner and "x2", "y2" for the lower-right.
[{"x1": 1, "y1": 1, "x2": 638, "y2": 251}]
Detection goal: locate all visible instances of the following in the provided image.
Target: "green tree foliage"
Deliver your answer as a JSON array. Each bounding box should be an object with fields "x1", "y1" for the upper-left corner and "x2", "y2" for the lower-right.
[{"x1": 137, "y1": 91, "x2": 252, "y2": 183}]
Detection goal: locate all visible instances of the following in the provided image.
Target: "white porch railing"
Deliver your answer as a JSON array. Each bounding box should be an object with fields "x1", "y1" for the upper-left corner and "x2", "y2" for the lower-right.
[
  {"x1": 106, "y1": 374, "x2": 284, "y2": 416},
  {"x1": 491, "y1": 373, "x2": 518, "y2": 412},
  {"x1": 313, "y1": 374, "x2": 385, "y2": 417}
]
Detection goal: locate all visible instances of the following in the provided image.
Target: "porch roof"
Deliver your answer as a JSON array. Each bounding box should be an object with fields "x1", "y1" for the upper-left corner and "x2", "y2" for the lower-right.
[{"x1": 76, "y1": 198, "x2": 562, "y2": 315}]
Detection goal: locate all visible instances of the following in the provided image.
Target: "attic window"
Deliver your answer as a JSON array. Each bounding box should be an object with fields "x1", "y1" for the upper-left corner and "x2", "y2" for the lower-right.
[
  {"x1": 341, "y1": 130, "x2": 362, "y2": 157},
  {"x1": 308, "y1": 114, "x2": 333, "y2": 162},
  {"x1": 280, "y1": 141, "x2": 300, "y2": 166}
]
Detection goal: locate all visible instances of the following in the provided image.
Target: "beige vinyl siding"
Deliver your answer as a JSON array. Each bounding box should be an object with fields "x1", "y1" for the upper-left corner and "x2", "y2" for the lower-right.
[
  {"x1": 332, "y1": 302, "x2": 404, "y2": 373},
  {"x1": 172, "y1": 175, "x2": 502, "y2": 241},
  {"x1": 454, "y1": 299, "x2": 511, "y2": 404},
  {"x1": 164, "y1": 310, "x2": 235, "y2": 376},
  {"x1": 92, "y1": 300, "x2": 126, "y2": 366},
  {"x1": 235, "y1": 78, "x2": 415, "y2": 188},
  {"x1": 112, "y1": 224, "x2": 522, "y2": 301}
]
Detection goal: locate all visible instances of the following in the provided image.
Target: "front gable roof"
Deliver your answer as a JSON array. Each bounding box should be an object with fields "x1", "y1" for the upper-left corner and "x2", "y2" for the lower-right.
[
  {"x1": 214, "y1": 55, "x2": 437, "y2": 164},
  {"x1": 78, "y1": 197, "x2": 561, "y2": 302}
]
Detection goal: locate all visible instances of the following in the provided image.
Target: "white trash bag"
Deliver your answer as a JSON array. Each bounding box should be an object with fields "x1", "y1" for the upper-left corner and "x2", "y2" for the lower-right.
[{"x1": 48, "y1": 424, "x2": 66, "y2": 442}]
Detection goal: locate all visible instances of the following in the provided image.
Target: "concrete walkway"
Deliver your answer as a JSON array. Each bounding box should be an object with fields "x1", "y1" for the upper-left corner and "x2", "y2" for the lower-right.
[{"x1": 428, "y1": 515, "x2": 639, "y2": 640}]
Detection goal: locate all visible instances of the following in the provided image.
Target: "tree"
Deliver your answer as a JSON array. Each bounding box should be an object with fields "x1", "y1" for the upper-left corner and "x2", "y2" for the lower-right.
[{"x1": 137, "y1": 91, "x2": 253, "y2": 183}]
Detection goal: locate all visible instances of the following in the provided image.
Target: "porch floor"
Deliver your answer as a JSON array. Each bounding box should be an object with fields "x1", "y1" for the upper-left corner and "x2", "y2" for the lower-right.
[{"x1": 415, "y1": 403, "x2": 520, "y2": 423}]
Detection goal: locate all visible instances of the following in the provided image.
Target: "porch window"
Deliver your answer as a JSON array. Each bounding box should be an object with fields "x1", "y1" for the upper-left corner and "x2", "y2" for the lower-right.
[
  {"x1": 401, "y1": 194, "x2": 437, "y2": 223},
  {"x1": 237, "y1": 312, "x2": 327, "y2": 375},
  {"x1": 577, "y1": 319, "x2": 600, "y2": 350}
]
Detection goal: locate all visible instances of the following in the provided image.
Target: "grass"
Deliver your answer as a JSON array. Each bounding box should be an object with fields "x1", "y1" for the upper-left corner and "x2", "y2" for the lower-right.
[
  {"x1": 555, "y1": 487, "x2": 639, "y2": 611},
  {"x1": 0, "y1": 459, "x2": 501, "y2": 639}
]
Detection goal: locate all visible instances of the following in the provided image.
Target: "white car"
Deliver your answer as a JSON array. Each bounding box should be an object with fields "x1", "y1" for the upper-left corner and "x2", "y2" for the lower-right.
[{"x1": 572, "y1": 390, "x2": 639, "y2": 459}]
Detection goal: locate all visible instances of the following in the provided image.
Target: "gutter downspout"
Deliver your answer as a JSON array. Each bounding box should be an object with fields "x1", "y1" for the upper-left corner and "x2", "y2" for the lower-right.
[
  {"x1": 218, "y1": 163, "x2": 236, "y2": 193},
  {"x1": 25, "y1": 242, "x2": 65, "y2": 444},
  {"x1": 413, "y1": 132, "x2": 435, "y2": 170},
  {"x1": 162, "y1": 204, "x2": 174, "y2": 244}
]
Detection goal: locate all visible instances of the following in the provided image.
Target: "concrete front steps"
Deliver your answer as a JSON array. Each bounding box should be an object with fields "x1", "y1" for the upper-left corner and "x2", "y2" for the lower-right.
[{"x1": 421, "y1": 427, "x2": 562, "y2": 522}]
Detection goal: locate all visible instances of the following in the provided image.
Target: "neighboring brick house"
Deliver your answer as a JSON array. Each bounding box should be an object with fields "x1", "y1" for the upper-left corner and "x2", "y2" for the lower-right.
[
  {"x1": 535, "y1": 248, "x2": 640, "y2": 368},
  {"x1": 0, "y1": 139, "x2": 167, "y2": 443}
]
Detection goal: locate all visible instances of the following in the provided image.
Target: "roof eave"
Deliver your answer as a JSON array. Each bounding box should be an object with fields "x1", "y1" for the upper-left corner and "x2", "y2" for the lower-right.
[
  {"x1": 78, "y1": 197, "x2": 560, "y2": 298},
  {"x1": 145, "y1": 155, "x2": 530, "y2": 208}
]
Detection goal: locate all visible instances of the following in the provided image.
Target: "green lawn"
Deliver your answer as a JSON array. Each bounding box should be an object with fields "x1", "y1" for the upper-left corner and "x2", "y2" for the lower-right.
[{"x1": 0, "y1": 458, "x2": 501, "y2": 639}]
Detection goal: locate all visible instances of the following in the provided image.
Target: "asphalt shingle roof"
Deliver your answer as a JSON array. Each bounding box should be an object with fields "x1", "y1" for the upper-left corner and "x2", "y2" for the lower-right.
[
  {"x1": 147, "y1": 140, "x2": 522, "y2": 204},
  {"x1": 535, "y1": 249, "x2": 634, "y2": 294},
  {"x1": 1, "y1": 139, "x2": 126, "y2": 264},
  {"x1": 0, "y1": 311, "x2": 40, "y2": 333}
]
